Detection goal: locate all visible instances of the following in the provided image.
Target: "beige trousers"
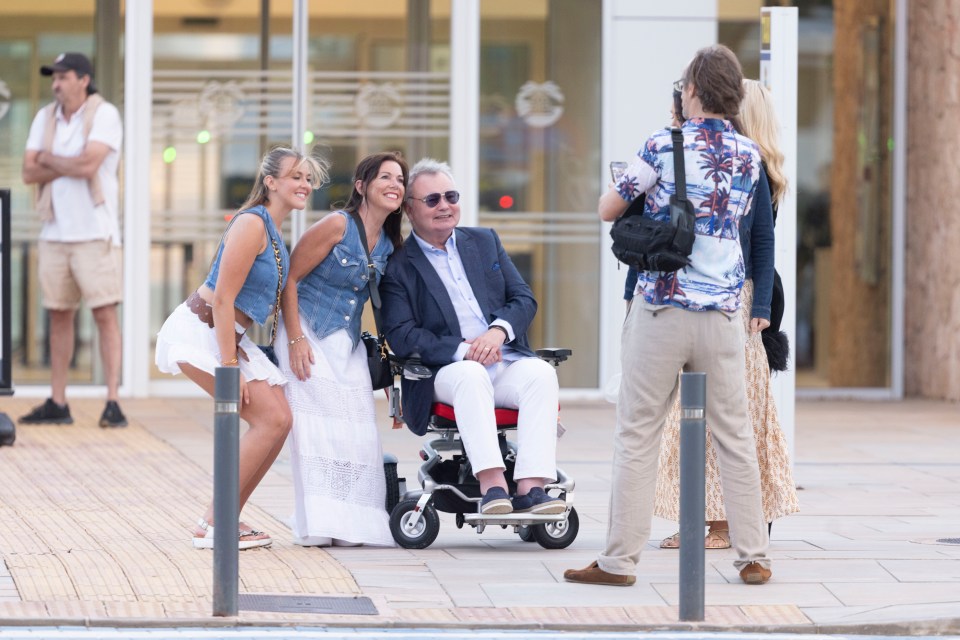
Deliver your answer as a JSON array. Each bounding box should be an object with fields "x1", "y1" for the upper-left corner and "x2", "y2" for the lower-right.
[{"x1": 599, "y1": 299, "x2": 770, "y2": 575}]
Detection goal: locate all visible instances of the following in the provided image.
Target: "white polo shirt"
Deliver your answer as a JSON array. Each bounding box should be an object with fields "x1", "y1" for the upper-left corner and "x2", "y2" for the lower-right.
[{"x1": 25, "y1": 97, "x2": 123, "y2": 245}]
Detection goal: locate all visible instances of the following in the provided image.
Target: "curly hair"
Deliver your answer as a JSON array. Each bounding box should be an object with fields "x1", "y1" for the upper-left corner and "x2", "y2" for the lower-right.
[{"x1": 682, "y1": 45, "x2": 745, "y2": 118}]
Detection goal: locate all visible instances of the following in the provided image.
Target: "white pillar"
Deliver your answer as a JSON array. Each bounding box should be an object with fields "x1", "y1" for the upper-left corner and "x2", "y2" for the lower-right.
[
  {"x1": 122, "y1": 0, "x2": 153, "y2": 397},
  {"x1": 761, "y1": 6, "x2": 798, "y2": 460},
  {"x1": 449, "y1": 0, "x2": 480, "y2": 226},
  {"x1": 291, "y1": 0, "x2": 308, "y2": 243},
  {"x1": 599, "y1": 0, "x2": 717, "y2": 390}
]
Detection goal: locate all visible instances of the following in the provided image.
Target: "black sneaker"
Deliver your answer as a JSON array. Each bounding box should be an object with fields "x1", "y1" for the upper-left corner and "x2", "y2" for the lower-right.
[
  {"x1": 512, "y1": 487, "x2": 566, "y2": 515},
  {"x1": 479, "y1": 486, "x2": 513, "y2": 514},
  {"x1": 19, "y1": 398, "x2": 73, "y2": 425},
  {"x1": 99, "y1": 401, "x2": 128, "y2": 428}
]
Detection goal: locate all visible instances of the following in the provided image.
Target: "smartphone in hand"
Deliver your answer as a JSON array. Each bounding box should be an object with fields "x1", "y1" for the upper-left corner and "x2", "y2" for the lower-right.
[{"x1": 610, "y1": 161, "x2": 628, "y2": 184}]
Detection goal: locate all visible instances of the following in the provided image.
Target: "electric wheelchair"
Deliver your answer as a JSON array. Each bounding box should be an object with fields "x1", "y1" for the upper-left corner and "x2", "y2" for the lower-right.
[{"x1": 381, "y1": 347, "x2": 579, "y2": 550}]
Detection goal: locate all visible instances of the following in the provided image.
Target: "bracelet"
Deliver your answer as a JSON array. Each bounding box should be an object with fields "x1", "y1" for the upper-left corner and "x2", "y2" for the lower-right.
[
  {"x1": 288, "y1": 334, "x2": 307, "y2": 346},
  {"x1": 489, "y1": 325, "x2": 509, "y2": 340},
  {"x1": 221, "y1": 357, "x2": 239, "y2": 366}
]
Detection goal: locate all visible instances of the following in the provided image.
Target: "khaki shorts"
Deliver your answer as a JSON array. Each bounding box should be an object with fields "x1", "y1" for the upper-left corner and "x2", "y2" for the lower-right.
[{"x1": 39, "y1": 240, "x2": 123, "y2": 310}]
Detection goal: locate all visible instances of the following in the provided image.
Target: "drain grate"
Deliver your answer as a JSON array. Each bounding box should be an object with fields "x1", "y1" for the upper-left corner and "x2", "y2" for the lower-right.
[
  {"x1": 936, "y1": 538, "x2": 960, "y2": 545},
  {"x1": 238, "y1": 594, "x2": 378, "y2": 615}
]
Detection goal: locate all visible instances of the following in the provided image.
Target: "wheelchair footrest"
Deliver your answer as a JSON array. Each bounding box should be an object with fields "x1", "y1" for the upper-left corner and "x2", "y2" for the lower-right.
[{"x1": 462, "y1": 512, "x2": 569, "y2": 525}]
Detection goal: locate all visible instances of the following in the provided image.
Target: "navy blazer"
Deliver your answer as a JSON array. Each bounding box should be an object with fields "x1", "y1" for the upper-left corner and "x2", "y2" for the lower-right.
[{"x1": 380, "y1": 227, "x2": 537, "y2": 436}]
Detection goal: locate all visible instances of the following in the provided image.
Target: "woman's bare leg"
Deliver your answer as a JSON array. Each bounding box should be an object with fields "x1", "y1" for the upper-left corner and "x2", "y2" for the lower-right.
[{"x1": 179, "y1": 363, "x2": 291, "y2": 537}]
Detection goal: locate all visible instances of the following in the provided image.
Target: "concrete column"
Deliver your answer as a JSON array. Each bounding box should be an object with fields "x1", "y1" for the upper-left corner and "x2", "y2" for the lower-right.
[
  {"x1": 122, "y1": 0, "x2": 153, "y2": 397},
  {"x1": 599, "y1": 1, "x2": 716, "y2": 387},
  {"x1": 449, "y1": 0, "x2": 479, "y2": 227}
]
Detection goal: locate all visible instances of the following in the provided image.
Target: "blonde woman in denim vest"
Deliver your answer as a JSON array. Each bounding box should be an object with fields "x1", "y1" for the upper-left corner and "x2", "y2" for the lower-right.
[
  {"x1": 155, "y1": 146, "x2": 328, "y2": 549},
  {"x1": 275, "y1": 152, "x2": 406, "y2": 547}
]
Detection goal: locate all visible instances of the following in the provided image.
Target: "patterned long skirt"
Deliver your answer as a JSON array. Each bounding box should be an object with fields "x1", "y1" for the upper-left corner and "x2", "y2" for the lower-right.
[{"x1": 653, "y1": 279, "x2": 800, "y2": 523}]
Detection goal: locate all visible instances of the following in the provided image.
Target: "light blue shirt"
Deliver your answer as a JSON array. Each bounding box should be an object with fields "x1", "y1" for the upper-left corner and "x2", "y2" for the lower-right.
[{"x1": 411, "y1": 229, "x2": 517, "y2": 364}]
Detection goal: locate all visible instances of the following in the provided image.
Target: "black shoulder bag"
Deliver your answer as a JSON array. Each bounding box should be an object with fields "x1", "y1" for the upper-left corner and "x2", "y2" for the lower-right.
[
  {"x1": 610, "y1": 127, "x2": 696, "y2": 272},
  {"x1": 350, "y1": 212, "x2": 394, "y2": 390}
]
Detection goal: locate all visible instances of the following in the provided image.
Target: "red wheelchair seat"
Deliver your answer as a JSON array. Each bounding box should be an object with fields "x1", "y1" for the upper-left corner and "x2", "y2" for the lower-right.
[{"x1": 430, "y1": 402, "x2": 519, "y2": 428}]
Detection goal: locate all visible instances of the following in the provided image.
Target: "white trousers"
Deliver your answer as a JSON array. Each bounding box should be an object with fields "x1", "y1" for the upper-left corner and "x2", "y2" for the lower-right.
[{"x1": 433, "y1": 358, "x2": 559, "y2": 480}]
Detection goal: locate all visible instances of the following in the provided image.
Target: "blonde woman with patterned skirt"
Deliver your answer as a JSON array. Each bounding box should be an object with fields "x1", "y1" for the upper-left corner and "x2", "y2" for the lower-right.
[{"x1": 654, "y1": 80, "x2": 799, "y2": 549}]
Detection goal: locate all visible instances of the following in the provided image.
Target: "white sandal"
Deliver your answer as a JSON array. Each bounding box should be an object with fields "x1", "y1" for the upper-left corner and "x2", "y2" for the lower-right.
[{"x1": 192, "y1": 518, "x2": 272, "y2": 550}]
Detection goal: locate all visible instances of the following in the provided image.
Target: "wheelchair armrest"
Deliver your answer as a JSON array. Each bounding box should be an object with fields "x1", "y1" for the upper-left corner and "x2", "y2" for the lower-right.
[
  {"x1": 536, "y1": 347, "x2": 572, "y2": 366},
  {"x1": 388, "y1": 352, "x2": 433, "y2": 380}
]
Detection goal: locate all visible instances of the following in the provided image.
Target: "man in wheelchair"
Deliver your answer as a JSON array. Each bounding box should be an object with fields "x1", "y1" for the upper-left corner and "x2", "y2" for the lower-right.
[{"x1": 380, "y1": 158, "x2": 564, "y2": 516}]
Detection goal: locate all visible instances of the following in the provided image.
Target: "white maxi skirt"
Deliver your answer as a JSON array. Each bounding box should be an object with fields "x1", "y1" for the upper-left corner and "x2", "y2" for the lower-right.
[{"x1": 275, "y1": 322, "x2": 394, "y2": 547}]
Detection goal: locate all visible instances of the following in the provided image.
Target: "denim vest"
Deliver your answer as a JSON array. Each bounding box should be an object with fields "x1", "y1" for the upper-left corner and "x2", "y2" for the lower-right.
[
  {"x1": 297, "y1": 210, "x2": 393, "y2": 347},
  {"x1": 203, "y1": 205, "x2": 289, "y2": 325}
]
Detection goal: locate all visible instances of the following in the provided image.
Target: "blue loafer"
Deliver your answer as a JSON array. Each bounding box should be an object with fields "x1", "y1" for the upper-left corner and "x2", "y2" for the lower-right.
[
  {"x1": 512, "y1": 487, "x2": 566, "y2": 514},
  {"x1": 479, "y1": 486, "x2": 513, "y2": 514}
]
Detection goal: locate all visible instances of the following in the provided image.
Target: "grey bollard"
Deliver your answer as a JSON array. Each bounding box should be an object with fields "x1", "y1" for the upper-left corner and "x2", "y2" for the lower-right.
[
  {"x1": 212, "y1": 366, "x2": 240, "y2": 617},
  {"x1": 679, "y1": 371, "x2": 706, "y2": 622}
]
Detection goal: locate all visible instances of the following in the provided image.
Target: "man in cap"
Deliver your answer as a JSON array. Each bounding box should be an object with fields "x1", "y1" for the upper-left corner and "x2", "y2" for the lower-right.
[{"x1": 20, "y1": 52, "x2": 126, "y2": 428}]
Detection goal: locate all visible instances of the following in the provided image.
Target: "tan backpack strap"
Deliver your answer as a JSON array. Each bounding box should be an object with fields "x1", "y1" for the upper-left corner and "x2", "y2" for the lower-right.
[
  {"x1": 81, "y1": 94, "x2": 105, "y2": 206},
  {"x1": 41, "y1": 102, "x2": 58, "y2": 152},
  {"x1": 36, "y1": 102, "x2": 59, "y2": 222}
]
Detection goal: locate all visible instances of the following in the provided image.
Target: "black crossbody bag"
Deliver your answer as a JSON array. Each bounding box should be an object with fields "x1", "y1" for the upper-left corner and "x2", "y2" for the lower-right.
[{"x1": 610, "y1": 127, "x2": 696, "y2": 272}]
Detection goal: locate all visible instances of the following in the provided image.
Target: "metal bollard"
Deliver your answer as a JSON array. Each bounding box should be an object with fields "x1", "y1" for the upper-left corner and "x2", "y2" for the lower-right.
[
  {"x1": 678, "y1": 371, "x2": 706, "y2": 622},
  {"x1": 212, "y1": 366, "x2": 240, "y2": 617}
]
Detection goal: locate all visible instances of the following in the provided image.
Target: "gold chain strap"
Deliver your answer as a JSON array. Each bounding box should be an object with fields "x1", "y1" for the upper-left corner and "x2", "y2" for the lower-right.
[{"x1": 269, "y1": 238, "x2": 282, "y2": 345}]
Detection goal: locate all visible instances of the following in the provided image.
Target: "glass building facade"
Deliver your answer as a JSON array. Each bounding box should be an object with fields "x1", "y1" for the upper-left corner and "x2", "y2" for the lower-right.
[{"x1": 0, "y1": 0, "x2": 901, "y2": 397}]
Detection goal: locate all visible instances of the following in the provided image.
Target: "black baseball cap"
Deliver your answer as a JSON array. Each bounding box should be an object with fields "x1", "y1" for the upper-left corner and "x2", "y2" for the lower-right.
[{"x1": 40, "y1": 53, "x2": 98, "y2": 93}]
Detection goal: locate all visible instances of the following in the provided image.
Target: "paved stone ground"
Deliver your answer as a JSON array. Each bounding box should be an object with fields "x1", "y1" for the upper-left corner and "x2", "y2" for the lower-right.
[{"x1": 0, "y1": 396, "x2": 958, "y2": 634}]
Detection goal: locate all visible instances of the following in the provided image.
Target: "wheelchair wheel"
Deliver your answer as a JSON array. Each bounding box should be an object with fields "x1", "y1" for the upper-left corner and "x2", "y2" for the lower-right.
[
  {"x1": 518, "y1": 525, "x2": 535, "y2": 542},
  {"x1": 531, "y1": 507, "x2": 579, "y2": 549},
  {"x1": 383, "y1": 458, "x2": 400, "y2": 514},
  {"x1": 390, "y1": 499, "x2": 440, "y2": 549}
]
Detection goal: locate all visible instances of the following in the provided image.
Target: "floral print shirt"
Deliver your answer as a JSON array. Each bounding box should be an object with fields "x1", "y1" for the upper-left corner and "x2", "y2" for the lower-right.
[{"x1": 615, "y1": 117, "x2": 761, "y2": 313}]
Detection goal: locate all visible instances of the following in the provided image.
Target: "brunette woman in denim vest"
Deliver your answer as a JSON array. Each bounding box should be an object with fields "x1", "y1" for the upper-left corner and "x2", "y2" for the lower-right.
[
  {"x1": 275, "y1": 152, "x2": 406, "y2": 547},
  {"x1": 155, "y1": 146, "x2": 328, "y2": 549}
]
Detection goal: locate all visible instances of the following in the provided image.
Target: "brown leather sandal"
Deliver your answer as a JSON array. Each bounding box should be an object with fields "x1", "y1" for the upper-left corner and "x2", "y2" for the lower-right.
[{"x1": 704, "y1": 528, "x2": 731, "y2": 549}]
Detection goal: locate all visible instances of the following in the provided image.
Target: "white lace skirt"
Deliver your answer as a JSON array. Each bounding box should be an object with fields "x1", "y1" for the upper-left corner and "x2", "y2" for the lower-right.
[
  {"x1": 155, "y1": 303, "x2": 287, "y2": 385},
  {"x1": 275, "y1": 322, "x2": 394, "y2": 547}
]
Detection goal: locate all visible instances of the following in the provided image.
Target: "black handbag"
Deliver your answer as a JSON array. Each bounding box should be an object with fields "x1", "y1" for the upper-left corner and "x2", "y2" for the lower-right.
[
  {"x1": 610, "y1": 128, "x2": 695, "y2": 272},
  {"x1": 361, "y1": 331, "x2": 393, "y2": 390},
  {"x1": 351, "y1": 212, "x2": 393, "y2": 390},
  {"x1": 761, "y1": 269, "x2": 790, "y2": 372}
]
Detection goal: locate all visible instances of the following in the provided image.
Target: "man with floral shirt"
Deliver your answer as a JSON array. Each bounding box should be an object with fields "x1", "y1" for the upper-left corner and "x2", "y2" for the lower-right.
[{"x1": 565, "y1": 44, "x2": 772, "y2": 587}]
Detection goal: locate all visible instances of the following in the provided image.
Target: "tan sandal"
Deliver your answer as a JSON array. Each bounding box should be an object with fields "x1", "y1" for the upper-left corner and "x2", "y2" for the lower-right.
[
  {"x1": 704, "y1": 528, "x2": 731, "y2": 549},
  {"x1": 659, "y1": 532, "x2": 680, "y2": 549}
]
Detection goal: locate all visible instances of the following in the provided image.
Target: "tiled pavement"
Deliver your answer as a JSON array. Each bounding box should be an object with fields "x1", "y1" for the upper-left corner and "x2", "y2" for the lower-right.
[{"x1": 0, "y1": 395, "x2": 958, "y2": 634}]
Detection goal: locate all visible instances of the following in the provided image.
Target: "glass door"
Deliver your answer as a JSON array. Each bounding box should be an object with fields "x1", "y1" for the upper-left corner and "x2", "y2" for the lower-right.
[
  {"x1": 149, "y1": 0, "x2": 451, "y2": 379},
  {"x1": 0, "y1": 1, "x2": 103, "y2": 388},
  {"x1": 720, "y1": 0, "x2": 898, "y2": 392},
  {"x1": 478, "y1": 0, "x2": 602, "y2": 389}
]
